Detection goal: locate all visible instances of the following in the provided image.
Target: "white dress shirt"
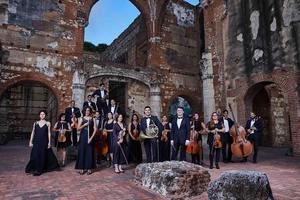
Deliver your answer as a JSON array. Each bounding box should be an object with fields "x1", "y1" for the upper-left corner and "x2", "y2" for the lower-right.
[
  {"x1": 223, "y1": 118, "x2": 229, "y2": 132},
  {"x1": 177, "y1": 117, "x2": 183, "y2": 129}
]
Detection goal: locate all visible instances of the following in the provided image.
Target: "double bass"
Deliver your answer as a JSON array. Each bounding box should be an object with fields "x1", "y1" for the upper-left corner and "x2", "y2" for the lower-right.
[
  {"x1": 94, "y1": 118, "x2": 108, "y2": 156},
  {"x1": 228, "y1": 104, "x2": 253, "y2": 158}
]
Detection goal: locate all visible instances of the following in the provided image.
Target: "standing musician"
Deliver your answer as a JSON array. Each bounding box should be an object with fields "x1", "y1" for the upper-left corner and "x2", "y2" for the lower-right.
[
  {"x1": 65, "y1": 100, "x2": 81, "y2": 146},
  {"x1": 83, "y1": 95, "x2": 97, "y2": 113},
  {"x1": 187, "y1": 113, "x2": 206, "y2": 164},
  {"x1": 159, "y1": 115, "x2": 171, "y2": 162},
  {"x1": 112, "y1": 114, "x2": 127, "y2": 173},
  {"x1": 108, "y1": 99, "x2": 119, "y2": 119},
  {"x1": 220, "y1": 110, "x2": 234, "y2": 163},
  {"x1": 128, "y1": 113, "x2": 142, "y2": 164},
  {"x1": 103, "y1": 112, "x2": 115, "y2": 167},
  {"x1": 94, "y1": 111, "x2": 105, "y2": 165},
  {"x1": 53, "y1": 113, "x2": 71, "y2": 167},
  {"x1": 75, "y1": 107, "x2": 97, "y2": 175},
  {"x1": 244, "y1": 112, "x2": 264, "y2": 163},
  {"x1": 206, "y1": 112, "x2": 224, "y2": 169},
  {"x1": 170, "y1": 107, "x2": 190, "y2": 161},
  {"x1": 92, "y1": 83, "x2": 109, "y2": 116},
  {"x1": 141, "y1": 106, "x2": 164, "y2": 163}
]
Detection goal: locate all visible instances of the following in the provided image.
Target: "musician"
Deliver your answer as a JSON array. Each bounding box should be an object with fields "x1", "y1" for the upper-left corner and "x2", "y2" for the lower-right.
[
  {"x1": 94, "y1": 111, "x2": 105, "y2": 165},
  {"x1": 160, "y1": 115, "x2": 171, "y2": 162},
  {"x1": 113, "y1": 114, "x2": 127, "y2": 173},
  {"x1": 141, "y1": 106, "x2": 164, "y2": 163},
  {"x1": 83, "y1": 95, "x2": 97, "y2": 112},
  {"x1": 65, "y1": 100, "x2": 81, "y2": 146},
  {"x1": 108, "y1": 99, "x2": 119, "y2": 119},
  {"x1": 189, "y1": 113, "x2": 206, "y2": 164},
  {"x1": 244, "y1": 112, "x2": 264, "y2": 163},
  {"x1": 75, "y1": 107, "x2": 97, "y2": 175},
  {"x1": 220, "y1": 110, "x2": 234, "y2": 163},
  {"x1": 104, "y1": 112, "x2": 114, "y2": 167},
  {"x1": 206, "y1": 112, "x2": 224, "y2": 169},
  {"x1": 92, "y1": 83, "x2": 109, "y2": 116},
  {"x1": 53, "y1": 113, "x2": 71, "y2": 167},
  {"x1": 128, "y1": 114, "x2": 142, "y2": 164},
  {"x1": 170, "y1": 107, "x2": 190, "y2": 161}
]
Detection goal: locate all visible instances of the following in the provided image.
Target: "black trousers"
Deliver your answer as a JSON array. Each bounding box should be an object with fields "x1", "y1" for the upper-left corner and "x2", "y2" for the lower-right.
[
  {"x1": 171, "y1": 142, "x2": 186, "y2": 161},
  {"x1": 248, "y1": 136, "x2": 259, "y2": 162},
  {"x1": 96, "y1": 101, "x2": 108, "y2": 116},
  {"x1": 72, "y1": 128, "x2": 78, "y2": 146},
  {"x1": 209, "y1": 143, "x2": 221, "y2": 166},
  {"x1": 221, "y1": 132, "x2": 233, "y2": 161},
  {"x1": 144, "y1": 138, "x2": 159, "y2": 162}
]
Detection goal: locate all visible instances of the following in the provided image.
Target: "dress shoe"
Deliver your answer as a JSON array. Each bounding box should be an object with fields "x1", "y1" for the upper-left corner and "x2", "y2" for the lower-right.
[
  {"x1": 216, "y1": 164, "x2": 220, "y2": 169},
  {"x1": 209, "y1": 165, "x2": 213, "y2": 169}
]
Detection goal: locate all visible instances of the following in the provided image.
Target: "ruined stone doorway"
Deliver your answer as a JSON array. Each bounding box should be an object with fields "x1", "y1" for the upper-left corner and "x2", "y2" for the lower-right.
[
  {"x1": 109, "y1": 81, "x2": 127, "y2": 118},
  {"x1": 244, "y1": 82, "x2": 290, "y2": 147},
  {"x1": 0, "y1": 81, "x2": 58, "y2": 141},
  {"x1": 252, "y1": 88, "x2": 271, "y2": 146},
  {"x1": 169, "y1": 96, "x2": 193, "y2": 120}
]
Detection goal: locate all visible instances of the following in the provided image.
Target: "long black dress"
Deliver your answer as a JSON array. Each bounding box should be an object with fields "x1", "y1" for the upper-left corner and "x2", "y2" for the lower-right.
[
  {"x1": 128, "y1": 123, "x2": 142, "y2": 164},
  {"x1": 25, "y1": 122, "x2": 59, "y2": 175},
  {"x1": 105, "y1": 121, "x2": 114, "y2": 154},
  {"x1": 112, "y1": 123, "x2": 127, "y2": 165},
  {"x1": 160, "y1": 122, "x2": 171, "y2": 162},
  {"x1": 75, "y1": 118, "x2": 96, "y2": 170}
]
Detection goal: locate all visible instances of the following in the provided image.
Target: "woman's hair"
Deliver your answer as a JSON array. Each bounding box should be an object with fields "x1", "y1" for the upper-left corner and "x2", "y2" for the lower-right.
[
  {"x1": 131, "y1": 113, "x2": 139, "y2": 122},
  {"x1": 117, "y1": 114, "x2": 123, "y2": 122},
  {"x1": 82, "y1": 106, "x2": 91, "y2": 116},
  {"x1": 39, "y1": 110, "x2": 47, "y2": 116},
  {"x1": 107, "y1": 112, "x2": 113, "y2": 119},
  {"x1": 208, "y1": 112, "x2": 218, "y2": 128},
  {"x1": 58, "y1": 113, "x2": 66, "y2": 121}
]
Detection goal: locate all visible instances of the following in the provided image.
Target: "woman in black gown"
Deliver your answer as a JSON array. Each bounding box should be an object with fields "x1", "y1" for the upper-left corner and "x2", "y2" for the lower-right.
[
  {"x1": 160, "y1": 115, "x2": 171, "y2": 162},
  {"x1": 128, "y1": 114, "x2": 142, "y2": 164},
  {"x1": 113, "y1": 114, "x2": 127, "y2": 173},
  {"x1": 206, "y1": 112, "x2": 224, "y2": 169},
  {"x1": 25, "y1": 110, "x2": 59, "y2": 176},
  {"x1": 104, "y1": 112, "x2": 114, "y2": 167},
  {"x1": 75, "y1": 107, "x2": 97, "y2": 175},
  {"x1": 53, "y1": 113, "x2": 71, "y2": 167}
]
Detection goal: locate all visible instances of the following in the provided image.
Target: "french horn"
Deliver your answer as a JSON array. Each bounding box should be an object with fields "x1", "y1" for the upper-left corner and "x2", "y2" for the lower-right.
[{"x1": 139, "y1": 123, "x2": 159, "y2": 140}]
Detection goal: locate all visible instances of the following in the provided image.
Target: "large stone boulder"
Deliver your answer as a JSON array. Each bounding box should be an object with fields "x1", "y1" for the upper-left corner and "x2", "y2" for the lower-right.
[
  {"x1": 208, "y1": 170, "x2": 274, "y2": 200},
  {"x1": 135, "y1": 161, "x2": 210, "y2": 199}
]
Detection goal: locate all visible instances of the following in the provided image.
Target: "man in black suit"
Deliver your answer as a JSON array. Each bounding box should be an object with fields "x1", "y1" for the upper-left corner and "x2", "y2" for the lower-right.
[
  {"x1": 92, "y1": 83, "x2": 109, "y2": 116},
  {"x1": 65, "y1": 100, "x2": 81, "y2": 146},
  {"x1": 220, "y1": 109, "x2": 234, "y2": 162},
  {"x1": 83, "y1": 95, "x2": 97, "y2": 112},
  {"x1": 141, "y1": 106, "x2": 164, "y2": 163},
  {"x1": 244, "y1": 112, "x2": 264, "y2": 163},
  {"x1": 170, "y1": 107, "x2": 190, "y2": 161},
  {"x1": 108, "y1": 99, "x2": 119, "y2": 119}
]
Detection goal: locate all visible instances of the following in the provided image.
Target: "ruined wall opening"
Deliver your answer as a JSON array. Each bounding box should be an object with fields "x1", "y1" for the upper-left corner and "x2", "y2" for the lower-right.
[
  {"x1": 244, "y1": 82, "x2": 290, "y2": 147},
  {"x1": 86, "y1": 76, "x2": 150, "y2": 121},
  {"x1": 84, "y1": 0, "x2": 148, "y2": 67},
  {"x1": 0, "y1": 81, "x2": 58, "y2": 142},
  {"x1": 169, "y1": 96, "x2": 193, "y2": 120}
]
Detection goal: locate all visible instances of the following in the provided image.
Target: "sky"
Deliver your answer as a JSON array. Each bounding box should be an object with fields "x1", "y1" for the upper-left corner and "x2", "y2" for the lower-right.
[{"x1": 84, "y1": 0, "x2": 200, "y2": 45}]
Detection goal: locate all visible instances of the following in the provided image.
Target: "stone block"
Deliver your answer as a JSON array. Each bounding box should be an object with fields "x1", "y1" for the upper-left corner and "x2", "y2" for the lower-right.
[{"x1": 135, "y1": 161, "x2": 210, "y2": 199}]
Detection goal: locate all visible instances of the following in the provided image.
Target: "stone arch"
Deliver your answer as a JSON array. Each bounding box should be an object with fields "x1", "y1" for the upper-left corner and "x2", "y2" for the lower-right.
[
  {"x1": 167, "y1": 93, "x2": 197, "y2": 119},
  {"x1": 243, "y1": 80, "x2": 292, "y2": 148},
  {"x1": 0, "y1": 77, "x2": 59, "y2": 140}
]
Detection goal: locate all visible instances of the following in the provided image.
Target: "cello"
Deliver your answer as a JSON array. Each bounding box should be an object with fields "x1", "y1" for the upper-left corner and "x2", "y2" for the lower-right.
[
  {"x1": 186, "y1": 121, "x2": 201, "y2": 154},
  {"x1": 228, "y1": 103, "x2": 253, "y2": 158}
]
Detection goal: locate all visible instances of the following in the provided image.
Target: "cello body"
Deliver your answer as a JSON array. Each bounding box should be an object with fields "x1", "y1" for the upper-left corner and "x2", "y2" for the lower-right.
[{"x1": 230, "y1": 125, "x2": 253, "y2": 158}]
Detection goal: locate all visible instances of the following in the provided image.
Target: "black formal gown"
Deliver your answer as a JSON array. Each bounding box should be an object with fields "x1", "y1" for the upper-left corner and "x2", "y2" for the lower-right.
[
  {"x1": 25, "y1": 123, "x2": 59, "y2": 175},
  {"x1": 75, "y1": 118, "x2": 96, "y2": 170},
  {"x1": 112, "y1": 123, "x2": 127, "y2": 165}
]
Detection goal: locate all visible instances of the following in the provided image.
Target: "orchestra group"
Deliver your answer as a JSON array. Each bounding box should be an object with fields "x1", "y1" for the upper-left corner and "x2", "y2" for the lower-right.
[{"x1": 25, "y1": 84, "x2": 264, "y2": 176}]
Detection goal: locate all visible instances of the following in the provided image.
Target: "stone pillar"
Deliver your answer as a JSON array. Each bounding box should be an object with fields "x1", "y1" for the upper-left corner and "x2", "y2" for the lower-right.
[
  {"x1": 149, "y1": 83, "x2": 161, "y2": 118},
  {"x1": 72, "y1": 70, "x2": 86, "y2": 111},
  {"x1": 200, "y1": 53, "x2": 216, "y2": 123}
]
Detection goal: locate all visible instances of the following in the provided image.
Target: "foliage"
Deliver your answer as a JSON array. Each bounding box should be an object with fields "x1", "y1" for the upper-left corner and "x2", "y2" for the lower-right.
[{"x1": 83, "y1": 42, "x2": 108, "y2": 53}]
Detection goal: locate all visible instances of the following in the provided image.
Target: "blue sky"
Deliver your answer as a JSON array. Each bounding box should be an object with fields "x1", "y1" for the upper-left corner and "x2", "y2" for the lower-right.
[{"x1": 85, "y1": 0, "x2": 200, "y2": 45}]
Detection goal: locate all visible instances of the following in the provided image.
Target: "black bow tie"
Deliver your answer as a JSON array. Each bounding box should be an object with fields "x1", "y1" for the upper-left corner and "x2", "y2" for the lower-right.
[
  {"x1": 146, "y1": 116, "x2": 151, "y2": 119},
  {"x1": 178, "y1": 117, "x2": 183, "y2": 119}
]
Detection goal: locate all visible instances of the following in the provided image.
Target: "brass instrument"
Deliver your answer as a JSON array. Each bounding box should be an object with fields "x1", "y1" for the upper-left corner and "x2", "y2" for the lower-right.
[{"x1": 139, "y1": 123, "x2": 159, "y2": 141}]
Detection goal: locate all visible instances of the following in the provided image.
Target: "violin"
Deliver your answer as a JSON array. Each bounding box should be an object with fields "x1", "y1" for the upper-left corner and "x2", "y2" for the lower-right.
[
  {"x1": 118, "y1": 128, "x2": 126, "y2": 144},
  {"x1": 71, "y1": 114, "x2": 78, "y2": 129},
  {"x1": 213, "y1": 129, "x2": 222, "y2": 148},
  {"x1": 58, "y1": 123, "x2": 66, "y2": 143},
  {"x1": 132, "y1": 128, "x2": 140, "y2": 140}
]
